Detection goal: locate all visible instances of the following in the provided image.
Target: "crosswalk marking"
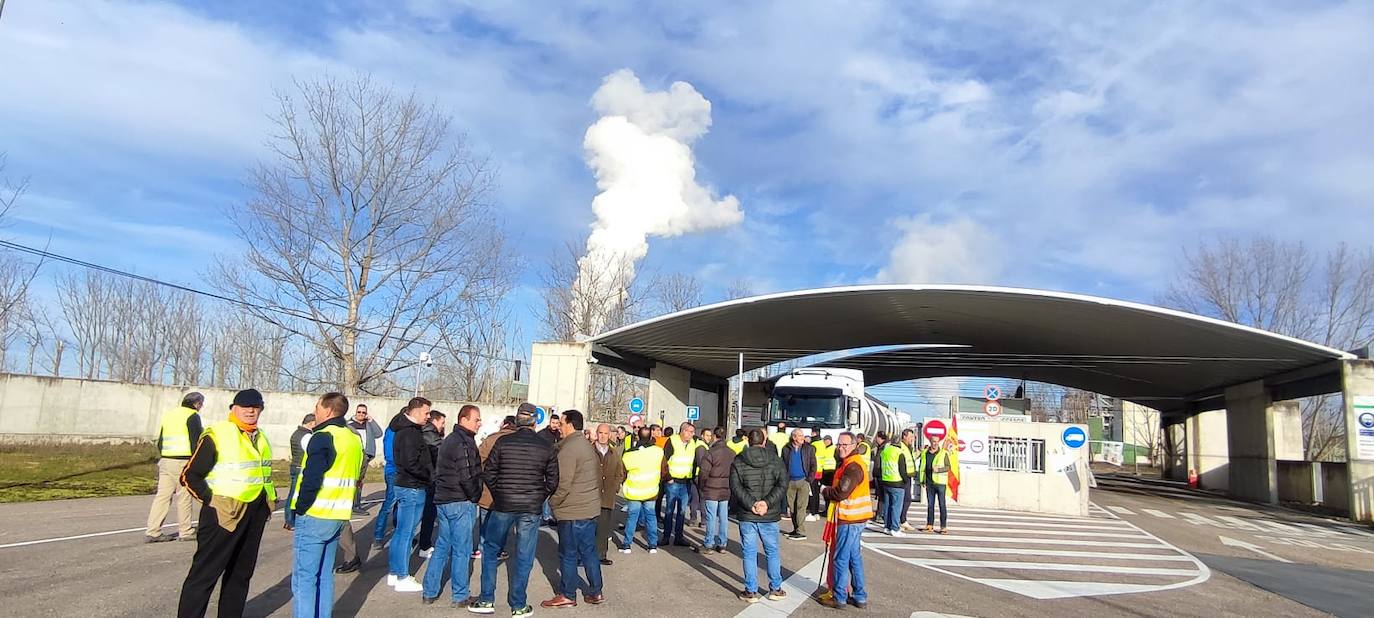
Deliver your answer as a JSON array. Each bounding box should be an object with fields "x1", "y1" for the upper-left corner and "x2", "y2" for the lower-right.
[
  {"x1": 1107, "y1": 506, "x2": 1136, "y2": 516},
  {"x1": 1214, "y1": 515, "x2": 1265, "y2": 531},
  {"x1": 1142, "y1": 508, "x2": 1175, "y2": 519},
  {"x1": 865, "y1": 502, "x2": 1210, "y2": 600}
]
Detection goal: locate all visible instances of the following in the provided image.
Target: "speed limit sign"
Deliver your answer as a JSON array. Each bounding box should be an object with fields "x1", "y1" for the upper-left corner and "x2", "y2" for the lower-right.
[{"x1": 984, "y1": 401, "x2": 1002, "y2": 417}]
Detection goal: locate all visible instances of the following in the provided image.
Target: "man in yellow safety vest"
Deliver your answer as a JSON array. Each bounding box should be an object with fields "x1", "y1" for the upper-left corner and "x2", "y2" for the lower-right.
[
  {"x1": 619, "y1": 427, "x2": 664, "y2": 554},
  {"x1": 290, "y1": 392, "x2": 363, "y2": 617},
  {"x1": 146, "y1": 391, "x2": 204, "y2": 543},
  {"x1": 813, "y1": 435, "x2": 836, "y2": 516},
  {"x1": 178, "y1": 389, "x2": 275, "y2": 618},
  {"x1": 661, "y1": 422, "x2": 706, "y2": 547}
]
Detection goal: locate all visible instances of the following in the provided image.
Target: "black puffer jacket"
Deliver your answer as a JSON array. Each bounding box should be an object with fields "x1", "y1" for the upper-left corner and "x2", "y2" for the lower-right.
[
  {"x1": 483, "y1": 427, "x2": 558, "y2": 514},
  {"x1": 434, "y1": 425, "x2": 482, "y2": 504},
  {"x1": 393, "y1": 414, "x2": 432, "y2": 489},
  {"x1": 729, "y1": 446, "x2": 786, "y2": 523}
]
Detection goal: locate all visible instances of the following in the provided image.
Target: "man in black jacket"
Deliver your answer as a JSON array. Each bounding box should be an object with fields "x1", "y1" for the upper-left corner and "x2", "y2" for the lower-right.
[
  {"x1": 386, "y1": 397, "x2": 433, "y2": 593},
  {"x1": 416, "y1": 410, "x2": 446, "y2": 557},
  {"x1": 421, "y1": 405, "x2": 483, "y2": 607},
  {"x1": 471, "y1": 404, "x2": 558, "y2": 616},
  {"x1": 730, "y1": 429, "x2": 787, "y2": 603},
  {"x1": 282, "y1": 413, "x2": 315, "y2": 531}
]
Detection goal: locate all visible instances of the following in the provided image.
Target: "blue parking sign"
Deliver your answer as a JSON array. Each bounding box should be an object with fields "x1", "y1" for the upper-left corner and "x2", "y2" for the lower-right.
[{"x1": 686, "y1": 406, "x2": 700, "y2": 421}]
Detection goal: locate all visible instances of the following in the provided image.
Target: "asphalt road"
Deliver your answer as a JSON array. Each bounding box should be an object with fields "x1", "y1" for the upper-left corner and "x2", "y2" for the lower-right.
[{"x1": 1, "y1": 478, "x2": 1370, "y2": 617}]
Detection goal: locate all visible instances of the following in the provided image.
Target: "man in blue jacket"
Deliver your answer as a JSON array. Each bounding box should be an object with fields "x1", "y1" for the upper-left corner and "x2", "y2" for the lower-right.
[{"x1": 372, "y1": 406, "x2": 408, "y2": 549}]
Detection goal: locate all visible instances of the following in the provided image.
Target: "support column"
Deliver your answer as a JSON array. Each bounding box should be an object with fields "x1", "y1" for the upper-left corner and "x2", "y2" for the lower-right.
[
  {"x1": 1343, "y1": 359, "x2": 1374, "y2": 523},
  {"x1": 527, "y1": 342, "x2": 591, "y2": 415},
  {"x1": 648, "y1": 362, "x2": 690, "y2": 430},
  {"x1": 1225, "y1": 380, "x2": 1277, "y2": 504}
]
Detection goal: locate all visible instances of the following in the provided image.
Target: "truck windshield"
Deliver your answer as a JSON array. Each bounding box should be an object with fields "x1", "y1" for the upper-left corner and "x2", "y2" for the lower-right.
[{"x1": 769, "y1": 387, "x2": 844, "y2": 428}]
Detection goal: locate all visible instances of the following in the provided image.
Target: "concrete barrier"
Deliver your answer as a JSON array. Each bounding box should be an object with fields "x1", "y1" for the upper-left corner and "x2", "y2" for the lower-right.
[{"x1": 0, "y1": 373, "x2": 516, "y2": 461}]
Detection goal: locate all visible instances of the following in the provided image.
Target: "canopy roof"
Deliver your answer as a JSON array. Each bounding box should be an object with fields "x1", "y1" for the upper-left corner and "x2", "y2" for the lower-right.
[{"x1": 591, "y1": 285, "x2": 1351, "y2": 415}]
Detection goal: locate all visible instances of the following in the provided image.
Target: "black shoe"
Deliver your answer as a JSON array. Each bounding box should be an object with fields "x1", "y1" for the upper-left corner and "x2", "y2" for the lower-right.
[
  {"x1": 673, "y1": 540, "x2": 692, "y2": 548},
  {"x1": 599, "y1": 558, "x2": 613, "y2": 566},
  {"x1": 372, "y1": 540, "x2": 386, "y2": 551},
  {"x1": 334, "y1": 559, "x2": 360, "y2": 574},
  {"x1": 497, "y1": 551, "x2": 509, "y2": 561},
  {"x1": 143, "y1": 533, "x2": 176, "y2": 544},
  {"x1": 787, "y1": 532, "x2": 807, "y2": 540},
  {"x1": 422, "y1": 596, "x2": 438, "y2": 605}
]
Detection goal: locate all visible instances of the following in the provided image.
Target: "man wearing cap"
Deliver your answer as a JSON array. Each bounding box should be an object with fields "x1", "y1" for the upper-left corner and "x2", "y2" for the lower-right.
[
  {"x1": 177, "y1": 389, "x2": 276, "y2": 618},
  {"x1": 145, "y1": 391, "x2": 205, "y2": 543},
  {"x1": 471, "y1": 403, "x2": 558, "y2": 616}
]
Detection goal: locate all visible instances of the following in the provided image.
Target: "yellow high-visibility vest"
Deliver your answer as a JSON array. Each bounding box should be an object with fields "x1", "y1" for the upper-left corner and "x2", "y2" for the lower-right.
[
  {"x1": 768, "y1": 431, "x2": 788, "y2": 455},
  {"x1": 291, "y1": 425, "x2": 363, "y2": 520},
  {"x1": 880, "y1": 444, "x2": 906, "y2": 483},
  {"x1": 666, "y1": 435, "x2": 704, "y2": 479},
  {"x1": 204, "y1": 421, "x2": 277, "y2": 503},
  {"x1": 158, "y1": 406, "x2": 197, "y2": 457},
  {"x1": 901, "y1": 443, "x2": 917, "y2": 474},
  {"x1": 727, "y1": 437, "x2": 747, "y2": 455},
  {"x1": 815, "y1": 442, "x2": 836, "y2": 471},
  {"x1": 622, "y1": 445, "x2": 663, "y2": 501},
  {"x1": 918, "y1": 449, "x2": 950, "y2": 485}
]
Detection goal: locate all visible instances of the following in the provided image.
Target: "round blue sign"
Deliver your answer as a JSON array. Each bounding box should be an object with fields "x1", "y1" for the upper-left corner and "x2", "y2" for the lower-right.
[
  {"x1": 1062, "y1": 426, "x2": 1087, "y2": 449},
  {"x1": 629, "y1": 398, "x2": 645, "y2": 413},
  {"x1": 535, "y1": 406, "x2": 547, "y2": 425},
  {"x1": 984, "y1": 385, "x2": 1002, "y2": 401},
  {"x1": 1359, "y1": 412, "x2": 1374, "y2": 429}
]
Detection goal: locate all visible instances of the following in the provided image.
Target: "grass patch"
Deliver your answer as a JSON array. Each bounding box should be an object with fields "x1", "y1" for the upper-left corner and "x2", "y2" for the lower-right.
[{"x1": 0, "y1": 443, "x2": 292, "y2": 503}]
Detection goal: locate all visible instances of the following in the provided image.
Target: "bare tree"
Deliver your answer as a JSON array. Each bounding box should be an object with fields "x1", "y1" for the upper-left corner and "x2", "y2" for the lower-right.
[
  {"x1": 0, "y1": 153, "x2": 40, "y2": 365},
  {"x1": 539, "y1": 242, "x2": 640, "y2": 342},
  {"x1": 1163, "y1": 236, "x2": 1374, "y2": 460},
  {"x1": 650, "y1": 272, "x2": 702, "y2": 315},
  {"x1": 212, "y1": 74, "x2": 514, "y2": 394},
  {"x1": 433, "y1": 298, "x2": 520, "y2": 402},
  {"x1": 724, "y1": 277, "x2": 756, "y2": 301}
]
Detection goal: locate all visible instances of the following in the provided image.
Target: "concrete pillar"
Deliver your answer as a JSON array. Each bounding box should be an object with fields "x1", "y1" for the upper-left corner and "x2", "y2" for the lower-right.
[
  {"x1": 1343, "y1": 359, "x2": 1374, "y2": 523},
  {"x1": 1225, "y1": 380, "x2": 1278, "y2": 504},
  {"x1": 648, "y1": 362, "x2": 690, "y2": 430},
  {"x1": 527, "y1": 342, "x2": 591, "y2": 414},
  {"x1": 1187, "y1": 409, "x2": 1230, "y2": 490}
]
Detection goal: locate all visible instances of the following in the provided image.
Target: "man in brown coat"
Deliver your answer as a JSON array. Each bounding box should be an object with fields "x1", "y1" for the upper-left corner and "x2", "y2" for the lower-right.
[
  {"x1": 594, "y1": 423, "x2": 626, "y2": 565},
  {"x1": 696, "y1": 425, "x2": 735, "y2": 553},
  {"x1": 542, "y1": 410, "x2": 605, "y2": 608},
  {"x1": 476, "y1": 415, "x2": 516, "y2": 559}
]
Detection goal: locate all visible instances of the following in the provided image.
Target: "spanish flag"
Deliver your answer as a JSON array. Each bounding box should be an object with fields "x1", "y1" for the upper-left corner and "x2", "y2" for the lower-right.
[{"x1": 948, "y1": 415, "x2": 961, "y2": 502}]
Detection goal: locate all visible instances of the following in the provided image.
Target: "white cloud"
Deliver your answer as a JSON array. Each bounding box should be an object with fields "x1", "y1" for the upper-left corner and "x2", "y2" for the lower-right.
[{"x1": 875, "y1": 215, "x2": 995, "y2": 284}]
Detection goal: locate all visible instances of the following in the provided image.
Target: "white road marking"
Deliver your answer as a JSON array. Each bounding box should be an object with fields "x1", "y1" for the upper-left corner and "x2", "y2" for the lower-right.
[
  {"x1": 1142, "y1": 509, "x2": 1175, "y2": 519},
  {"x1": 732, "y1": 553, "x2": 825, "y2": 618},
  {"x1": 919, "y1": 511, "x2": 1134, "y2": 525},
  {"x1": 1219, "y1": 535, "x2": 1293, "y2": 563},
  {"x1": 1214, "y1": 515, "x2": 1265, "y2": 531},
  {"x1": 1179, "y1": 512, "x2": 1219, "y2": 527},
  {"x1": 1107, "y1": 506, "x2": 1136, "y2": 516},
  {"x1": 865, "y1": 501, "x2": 1210, "y2": 600}
]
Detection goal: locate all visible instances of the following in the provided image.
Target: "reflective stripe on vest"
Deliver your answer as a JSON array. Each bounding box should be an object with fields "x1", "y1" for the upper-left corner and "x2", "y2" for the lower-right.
[
  {"x1": 204, "y1": 421, "x2": 277, "y2": 503},
  {"x1": 727, "y1": 437, "x2": 746, "y2": 455},
  {"x1": 292, "y1": 424, "x2": 363, "y2": 520},
  {"x1": 622, "y1": 445, "x2": 663, "y2": 501},
  {"x1": 667, "y1": 435, "x2": 703, "y2": 479},
  {"x1": 815, "y1": 442, "x2": 836, "y2": 471},
  {"x1": 880, "y1": 444, "x2": 905, "y2": 483},
  {"x1": 158, "y1": 406, "x2": 197, "y2": 457},
  {"x1": 919, "y1": 450, "x2": 950, "y2": 485},
  {"x1": 833, "y1": 455, "x2": 874, "y2": 524}
]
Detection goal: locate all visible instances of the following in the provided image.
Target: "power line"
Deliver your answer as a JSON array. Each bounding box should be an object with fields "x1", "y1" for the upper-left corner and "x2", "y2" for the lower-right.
[{"x1": 0, "y1": 239, "x2": 524, "y2": 365}]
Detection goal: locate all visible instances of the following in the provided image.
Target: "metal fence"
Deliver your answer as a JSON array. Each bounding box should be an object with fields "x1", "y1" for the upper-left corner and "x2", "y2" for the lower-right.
[{"x1": 988, "y1": 436, "x2": 1047, "y2": 473}]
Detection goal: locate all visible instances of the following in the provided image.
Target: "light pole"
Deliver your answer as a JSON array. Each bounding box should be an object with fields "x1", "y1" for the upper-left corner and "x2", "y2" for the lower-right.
[{"x1": 414, "y1": 351, "x2": 431, "y2": 397}]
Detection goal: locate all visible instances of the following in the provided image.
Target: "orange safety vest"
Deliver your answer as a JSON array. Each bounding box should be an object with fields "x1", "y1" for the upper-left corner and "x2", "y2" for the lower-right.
[{"x1": 832, "y1": 453, "x2": 874, "y2": 524}]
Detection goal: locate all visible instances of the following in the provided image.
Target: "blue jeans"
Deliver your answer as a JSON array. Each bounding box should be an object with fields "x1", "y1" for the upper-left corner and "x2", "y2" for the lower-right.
[
  {"x1": 662, "y1": 482, "x2": 690, "y2": 544},
  {"x1": 479, "y1": 511, "x2": 539, "y2": 610},
  {"x1": 738, "y1": 520, "x2": 781, "y2": 594},
  {"x1": 831, "y1": 522, "x2": 867, "y2": 604},
  {"x1": 284, "y1": 467, "x2": 300, "y2": 528},
  {"x1": 291, "y1": 514, "x2": 344, "y2": 618},
  {"x1": 622, "y1": 500, "x2": 658, "y2": 549},
  {"x1": 557, "y1": 519, "x2": 603, "y2": 598},
  {"x1": 422, "y1": 501, "x2": 477, "y2": 601},
  {"x1": 704, "y1": 500, "x2": 729, "y2": 548},
  {"x1": 884, "y1": 486, "x2": 905, "y2": 532},
  {"x1": 389, "y1": 486, "x2": 425, "y2": 576},
  {"x1": 373, "y1": 470, "x2": 398, "y2": 543}
]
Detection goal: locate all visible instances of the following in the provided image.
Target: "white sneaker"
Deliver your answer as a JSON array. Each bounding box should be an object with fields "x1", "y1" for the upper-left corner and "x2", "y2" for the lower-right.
[
  {"x1": 386, "y1": 574, "x2": 398, "y2": 587},
  {"x1": 805, "y1": 514, "x2": 818, "y2": 522},
  {"x1": 889, "y1": 530, "x2": 905, "y2": 538},
  {"x1": 648, "y1": 548, "x2": 658, "y2": 554},
  {"x1": 418, "y1": 548, "x2": 434, "y2": 559},
  {"x1": 393, "y1": 576, "x2": 423, "y2": 592},
  {"x1": 619, "y1": 547, "x2": 631, "y2": 555}
]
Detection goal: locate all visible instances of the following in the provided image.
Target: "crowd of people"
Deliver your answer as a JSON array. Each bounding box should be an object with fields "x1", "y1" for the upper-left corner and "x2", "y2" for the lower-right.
[{"x1": 143, "y1": 390, "x2": 959, "y2": 617}]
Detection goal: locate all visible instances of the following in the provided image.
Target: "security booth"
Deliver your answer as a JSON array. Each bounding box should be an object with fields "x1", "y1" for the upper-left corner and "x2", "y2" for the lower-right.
[{"x1": 922, "y1": 417, "x2": 1092, "y2": 517}]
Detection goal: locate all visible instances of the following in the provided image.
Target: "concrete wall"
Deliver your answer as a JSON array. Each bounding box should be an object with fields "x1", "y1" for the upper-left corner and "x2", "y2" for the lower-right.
[
  {"x1": 1272, "y1": 401, "x2": 1305, "y2": 460},
  {"x1": 1276, "y1": 460, "x2": 1317, "y2": 504},
  {"x1": 648, "y1": 362, "x2": 690, "y2": 429},
  {"x1": 953, "y1": 421, "x2": 1091, "y2": 517},
  {"x1": 0, "y1": 373, "x2": 515, "y2": 461},
  {"x1": 1343, "y1": 359, "x2": 1374, "y2": 523},
  {"x1": 528, "y1": 342, "x2": 591, "y2": 414},
  {"x1": 1225, "y1": 380, "x2": 1278, "y2": 503},
  {"x1": 1186, "y1": 409, "x2": 1230, "y2": 490}
]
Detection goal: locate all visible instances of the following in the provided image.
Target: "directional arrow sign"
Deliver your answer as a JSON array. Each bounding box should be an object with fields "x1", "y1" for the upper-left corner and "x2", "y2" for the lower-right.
[{"x1": 1219, "y1": 535, "x2": 1292, "y2": 563}]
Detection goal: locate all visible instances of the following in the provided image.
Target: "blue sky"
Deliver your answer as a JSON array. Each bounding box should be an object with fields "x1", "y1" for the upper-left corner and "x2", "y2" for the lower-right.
[{"x1": 3, "y1": 1, "x2": 1373, "y2": 407}]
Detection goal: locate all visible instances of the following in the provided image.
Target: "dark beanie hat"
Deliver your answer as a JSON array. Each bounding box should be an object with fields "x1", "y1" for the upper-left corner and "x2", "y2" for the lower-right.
[{"x1": 232, "y1": 388, "x2": 265, "y2": 408}]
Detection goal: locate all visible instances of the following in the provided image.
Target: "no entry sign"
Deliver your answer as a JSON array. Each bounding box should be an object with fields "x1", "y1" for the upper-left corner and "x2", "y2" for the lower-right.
[{"x1": 923, "y1": 419, "x2": 948, "y2": 443}]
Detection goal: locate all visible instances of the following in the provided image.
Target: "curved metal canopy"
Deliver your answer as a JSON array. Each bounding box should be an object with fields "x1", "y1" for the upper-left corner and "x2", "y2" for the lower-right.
[{"x1": 591, "y1": 285, "x2": 1352, "y2": 415}]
